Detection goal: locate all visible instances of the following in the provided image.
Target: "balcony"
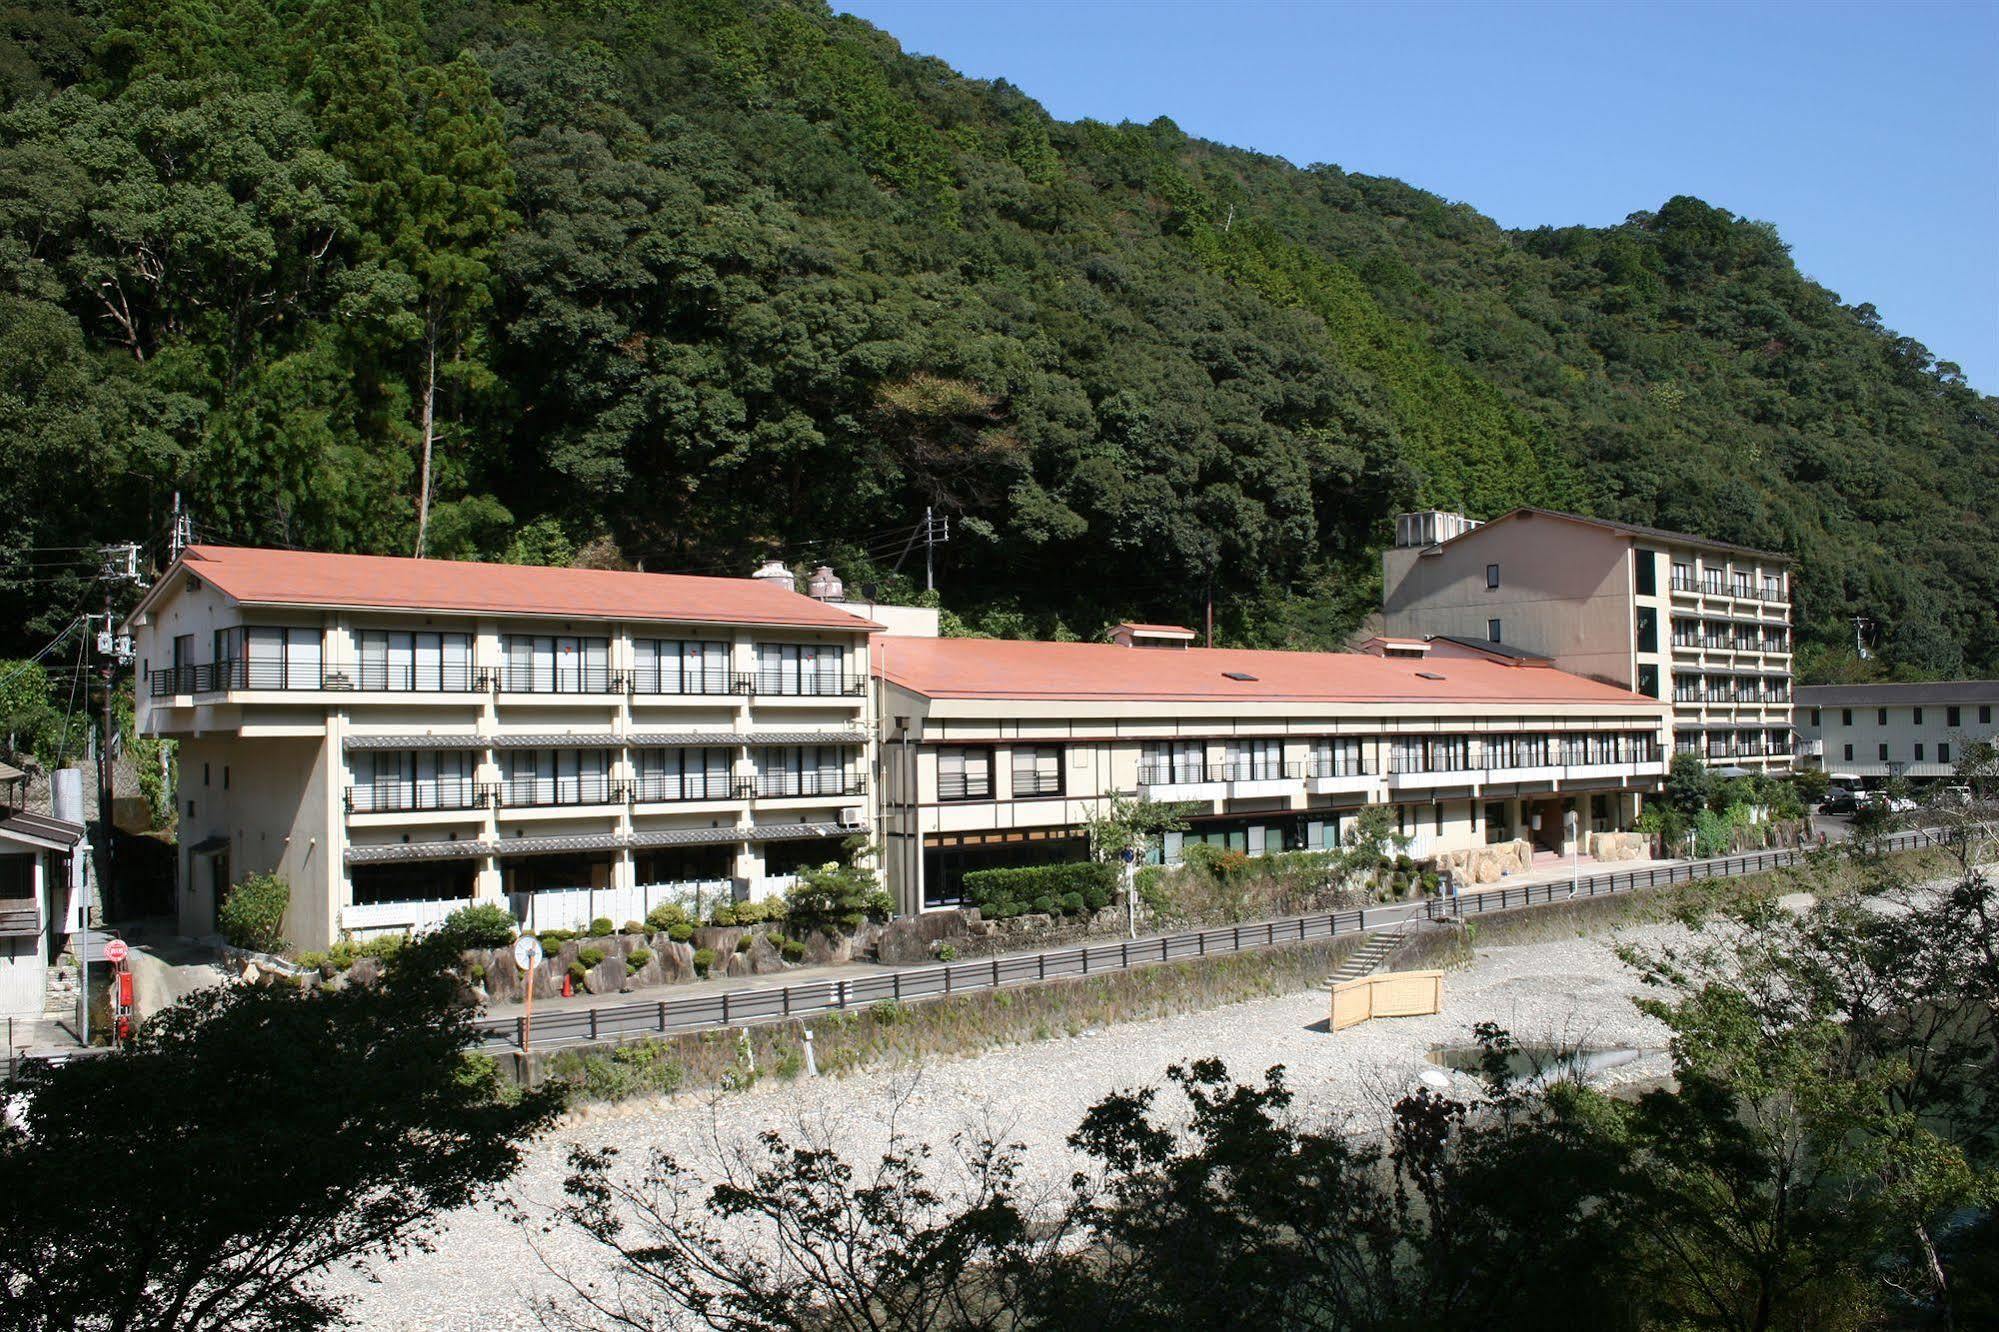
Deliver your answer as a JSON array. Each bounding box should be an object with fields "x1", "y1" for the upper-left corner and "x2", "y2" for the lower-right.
[
  {"x1": 738, "y1": 671, "x2": 868, "y2": 699},
  {"x1": 493, "y1": 665, "x2": 622, "y2": 696},
  {"x1": 1795, "y1": 737, "x2": 1824, "y2": 758},
  {"x1": 754, "y1": 772, "x2": 867, "y2": 800},
  {"x1": 148, "y1": 660, "x2": 325, "y2": 696},
  {"x1": 1386, "y1": 755, "x2": 1479, "y2": 790},
  {"x1": 1221, "y1": 761, "x2": 1302, "y2": 800},
  {"x1": 1304, "y1": 756, "x2": 1374, "y2": 796},
  {"x1": 344, "y1": 781, "x2": 486, "y2": 815},
  {"x1": 493, "y1": 775, "x2": 625, "y2": 809},
  {"x1": 351, "y1": 662, "x2": 483, "y2": 693},
  {"x1": 629, "y1": 668, "x2": 736, "y2": 698},
  {"x1": 1137, "y1": 763, "x2": 1229, "y2": 802},
  {"x1": 629, "y1": 775, "x2": 752, "y2": 805}
]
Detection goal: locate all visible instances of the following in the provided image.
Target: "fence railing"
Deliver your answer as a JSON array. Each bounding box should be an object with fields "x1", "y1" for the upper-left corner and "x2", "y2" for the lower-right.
[{"x1": 472, "y1": 828, "x2": 1945, "y2": 1052}]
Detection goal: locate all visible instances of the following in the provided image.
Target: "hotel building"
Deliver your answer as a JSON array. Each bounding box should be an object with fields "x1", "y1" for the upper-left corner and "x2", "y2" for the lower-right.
[
  {"x1": 1381, "y1": 508, "x2": 1796, "y2": 773},
  {"x1": 875, "y1": 630, "x2": 1672, "y2": 913},
  {"x1": 128, "y1": 547, "x2": 879, "y2": 948}
]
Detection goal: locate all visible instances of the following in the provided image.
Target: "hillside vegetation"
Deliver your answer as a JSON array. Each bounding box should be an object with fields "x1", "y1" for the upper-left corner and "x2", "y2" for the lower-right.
[{"x1": 2, "y1": 0, "x2": 1993, "y2": 677}]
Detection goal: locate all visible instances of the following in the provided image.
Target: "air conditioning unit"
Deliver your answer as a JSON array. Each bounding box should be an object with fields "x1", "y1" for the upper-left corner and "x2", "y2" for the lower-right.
[{"x1": 837, "y1": 806, "x2": 865, "y2": 829}]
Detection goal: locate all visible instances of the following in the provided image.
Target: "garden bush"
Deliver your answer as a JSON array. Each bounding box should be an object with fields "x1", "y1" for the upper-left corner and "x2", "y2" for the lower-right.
[
  {"x1": 960, "y1": 861, "x2": 1117, "y2": 918},
  {"x1": 588, "y1": 917, "x2": 614, "y2": 939},
  {"x1": 576, "y1": 947, "x2": 606, "y2": 970},
  {"x1": 780, "y1": 939, "x2": 806, "y2": 963},
  {"x1": 734, "y1": 935, "x2": 753, "y2": 953},
  {"x1": 218, "y1": 873, "x2": 289, "y2": 952},
  {"x1": 621, "y1": 920, "x2": 644, "y2": 935},
  {"x1": 785, "y1": 850, "x2": 892, "y2": 936},
  {"x1": 710, "y1": 904, "x2": 738, "y2": 927},
  {"x1": 440, "y1": 902, "x2": 517, "y2": 949},
  {"x1": 625, "y1": 948, "x2": 652, "y2": 975},
  {"x1": 645, "y1": 902, "x2": 688, "y2": 932},
  {"x1": 666, "y1": 922, "x2": 694, "y2": 944},
  {"x1": 692, "y1": 947, "x2": 717, "y2": 977}
]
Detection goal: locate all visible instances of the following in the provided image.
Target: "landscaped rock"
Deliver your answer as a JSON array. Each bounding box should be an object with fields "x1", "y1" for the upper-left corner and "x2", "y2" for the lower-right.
[
  {"x1": 746, "y1": 933, "x2": 788, "y2": 975},
  {"x1": 802, "y1": 929, "x2": 852, "y2": 966},
  {"x1": 581, "y1": 953, "x2": 624, "y2": 995},
  {"x1": 872, "y1": 908, "x2": 973, "y2": 964}
]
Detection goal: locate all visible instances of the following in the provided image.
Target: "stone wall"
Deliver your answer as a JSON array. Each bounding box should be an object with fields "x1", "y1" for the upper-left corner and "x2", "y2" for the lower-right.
[
  {"x1": 1586, "y1": 831, "x2": 1651, "y2": 862},
  {"x1": 1428, "y1": 839, "x2": 1532, "y2": 885}
]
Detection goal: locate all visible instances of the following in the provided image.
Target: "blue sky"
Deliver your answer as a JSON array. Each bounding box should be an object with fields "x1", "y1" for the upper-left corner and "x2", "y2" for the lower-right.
[{"x1": 838, "y1": 0, "x2": 1999, "y2": 392}]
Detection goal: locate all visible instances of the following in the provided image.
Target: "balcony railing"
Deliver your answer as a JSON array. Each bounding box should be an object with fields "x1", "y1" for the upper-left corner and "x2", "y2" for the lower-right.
[
  {"x1": 494, "y1": 665, "x2": 620, "y2": 695},
  {"x1": 148, "y1": 660, "x2": 326, "y2": 695},
  {"x1": 1222, "y1": 761, "x2": 1295, "y2": 783},
  {"x1": 1011, "y1": 772, "x2": 1065, "y2": 796},
  {"x1": 938, "y1": 777, "x2": 994, "y2": 801},
  {"x1": 629, "y1": 668, "x2": 735, "y2": 697},
  {"x1": 1137, "y1": 763, "x2": 1230, "y2": 787},
  {"x1": 493, "y1": 775, "x2": 624, "y2": 808},
  {"x1": 755, "y1": 771, "x2": 866, "y2": 799},
  {"x1": 344, "y1": 781, "x2": 485, "y2": 814},
  {"x1": 736, "y1": 671, "x2": 868, "y2": 698},
  {"x1": 1388, "y1": 754, "x2": 1476, "y2": 776},
  {"x1": 1305, "y1": 756, "x2": 1370, "y2": 779},
  {"x1": 352, "y1": 661, "x2": 482, "y2": 692},
  {"x1": 629, "y1": 774, "x2": 752, "y2": 804}
]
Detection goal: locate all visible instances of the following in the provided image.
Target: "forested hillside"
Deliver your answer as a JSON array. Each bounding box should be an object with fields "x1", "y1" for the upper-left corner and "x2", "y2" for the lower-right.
[{"x1": 2, "y1": 0, "x2": 1994, "y2": 678}]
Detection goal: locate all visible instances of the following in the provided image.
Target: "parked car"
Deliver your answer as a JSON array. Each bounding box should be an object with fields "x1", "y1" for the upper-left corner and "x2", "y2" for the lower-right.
[
  {"x1": 1819, "y1": 788, "x2": 1858, "y2": 814},
  {"x1": 1937, "y1": 784, "x2": 1974, "y2": 806}
]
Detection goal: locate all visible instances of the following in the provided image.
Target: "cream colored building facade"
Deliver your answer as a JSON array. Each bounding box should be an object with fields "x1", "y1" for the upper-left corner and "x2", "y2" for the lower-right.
[
  {"x1": 875, "y1": 633, "x2": 1672, "y2": 913},
  {"x1": 1794, "y1": 681, "x2": 1999, "y2": 783},
  {"x1": 1381, "y1": 508, "x2": 1795, "y2": 773},
  {"x1": 129, "y1": 547, "x2": 878, "y2": 948}
]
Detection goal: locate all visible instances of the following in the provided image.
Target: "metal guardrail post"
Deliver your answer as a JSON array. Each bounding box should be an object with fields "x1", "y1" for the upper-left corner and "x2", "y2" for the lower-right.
[{"x1": 722, "y1": 992, "x2": 731, "y2": 1025}]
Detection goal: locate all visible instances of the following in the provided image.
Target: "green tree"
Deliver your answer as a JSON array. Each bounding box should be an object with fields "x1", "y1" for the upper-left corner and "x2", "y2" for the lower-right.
[{"x1": 0, "y1": 933, "x2": 562, "y2": 1331}]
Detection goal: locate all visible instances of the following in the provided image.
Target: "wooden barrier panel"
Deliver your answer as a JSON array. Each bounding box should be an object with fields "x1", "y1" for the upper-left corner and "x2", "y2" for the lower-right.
[{"x1": 1330, "y1": 969, "x2": 1444, "y2": 1031}]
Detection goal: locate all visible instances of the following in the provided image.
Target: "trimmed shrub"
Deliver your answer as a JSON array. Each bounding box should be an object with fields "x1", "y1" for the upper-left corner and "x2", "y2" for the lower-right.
[
  {"x1": 566, "y1": 961, "x2": 588, "y2": 984},
  {"x1": 440, "y1": 902, "x2": 517, "y2": 949},
  {"x1": 536, "y1": 928, "x2": 578, "y2": 947},
  {"x1": 588, "y1": 917, "x2": 615, "y2": 939},
  {"x1": 645, "y1": 902, "x2": 688, "y2": 932},
  {"x1": 577, "y1": 947, "x2": 606, "y2": 970},
  {"x1": 734, "y1": 934, "x2": 753, "y2": 953},
  {"x1": 667, "y1": 922, "x2": 695, "y2": 944},
  {"x1": 621, "y1": 920, "x2": 645, "y2": 935},
  {"x1": 626, "y1": 948, "x2": 653, "y2": 974},
  {"x1": 960, "y1": 861, "x2": 1117, "y2": 919},
  {"x1": 780, "y1": 939, "x2": 806, "y2": 963},
  {"x1": 936, "y1": 942, "x2": 958, "y2": 963},
  {"x1": 692, "y1": 947, "x2": 717, "y2": 977},
  {"x1": 218, "y1": 873, "x2": 289, "y2": 952},
  {"x1": 710, "y1": 904, "x2": 738, "y2": 927}
]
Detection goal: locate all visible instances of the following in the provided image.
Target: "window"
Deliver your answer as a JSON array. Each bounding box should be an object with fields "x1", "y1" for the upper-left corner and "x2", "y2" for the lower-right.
[
  {"x1": 1310, "y1": 737, "x2": 1366, "y2": 778},
  {"x1": 1638, "y1": 664, "x2": 1660, "y2": 699},
  {"x1": 632, "y1": 747, "x2": 732, "y2": 802},
  {"x1": 1842, "y1": 709, "x2": 1853, "y2": 727},
  {"x1": 938, "y1": 747, "x2": 993, "y2": 801},
  {"x1": 1983, "y1": 706, "x2": 1992, "y2": 726},
  {"x1": 1914, "y1": 707, "x2": 1924, "y2": 725},
  {"x1": 350, "y1": 750, "x2": 479, "y2": 812},
  {"x1": 1142, "y1": 740, "x2": 1210, "y2": 786},
  {"x1": 755, "y1": 642, "x2": 846, "y2": 695},
  {"x1": 1226, "y1": 738, "x2": 1283, "y2": 781},
  {"x1": 216, "y1": 626, "x2": 321, "y2": 689},
  {"x1": 1434, "y1": 802, "x2": 1444, "y2": 834},
  {"x1": 1010, "y1": 745, "x2": 1063, "y2": 796},
  {"x1": 357, "y1": 629, "x2": 474, "y2": 691},
  {"x1": 1762, "y1": 573, "x2": 1779, "y2": 601},
  {"x1": 222, "y1": 766, "x2": 229, "y2": 791},
  {"x1": 1672, "y1": 561, "x2": 1694, "y2": 591},
  {"x1": 1878, "y1": 708, "x2": 1889, "y2": 726},
  {"x1": 1484, "y1": 802, "x2": 1508, "y2": 844},
  {"x1": 1485, "y1": 563, "x2": 1500, "y2": 590},
  {"x1": 1635, "y1": 551, "x2": 1657, "y2": 596},
  {"x1": 202, "y1": 763, "x2": 210, "y2": 787},
  {"x1": 758, "y1": 746, "x2": 849, "y2": 798},
  {"x1": 502, "y1": 749, "x2": 614, "y2": 806},
  {"x1": 1914, "y1": 743, "x2": 1926, "y2": 762},
  {"x1": 1947, "y1": 706, "x2": 1961, "y2": 727},
  {"x1": 501, "y1": 634, "x2": 610, "y2": 693},
  {"x1": 1636, "y1": 606, "x2": 1658, "y2": 653},
  {"x1": 1487, "y1": 618, "x2": 1502, "y2": 643},
  {"x1": 633, "y1": 639, "x2": 730, "y2": 694},
  {"x1": 1843, "y1": 744, "x2": 1853, "y2": 761},
  {"x1": 1878, "y1": 744, "x2": 1889, "y2": 761},
  {"x1": 1939, "y1": 743, "x2": 1951, "y2": 764},
  {"x1": 1810, "y1": 708, "x2": 1820, "y2": 727}
]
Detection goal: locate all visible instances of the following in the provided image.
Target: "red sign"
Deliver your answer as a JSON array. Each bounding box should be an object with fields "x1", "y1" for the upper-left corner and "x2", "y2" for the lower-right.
[
  {"x1": 117, "y1": 972, "x2": 134, "y2": 1009},
  {"x1": 103, "y1": 939, "x2": 128, "y2": 965}
]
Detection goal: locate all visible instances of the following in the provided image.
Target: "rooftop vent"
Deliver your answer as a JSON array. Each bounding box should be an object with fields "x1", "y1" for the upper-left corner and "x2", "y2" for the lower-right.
[
  {"x1": 751, "y1": 559, "x2": 796, "y2": 592},
  {"x1": 1222, "y1": 671, "x2": 1258, "y2": 682},
  {"x1": 1416, "y1": 671, "x2": 1446, "y2": 681},
  {"x1": 806, "y1": 564, "x2": 844, "y2": 601},
  {"x1": 1111, "y1": 622, "x2": 1198, "y2": 650},
  {"x1": 1394, "y1": 510, "x2": 1481, "y2": 549}
]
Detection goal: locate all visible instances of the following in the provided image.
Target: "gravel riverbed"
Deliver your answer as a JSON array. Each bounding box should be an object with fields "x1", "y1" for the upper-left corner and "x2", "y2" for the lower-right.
[{"x1": 335, "y1": 920, "x2": 1684, "y2": 1329}]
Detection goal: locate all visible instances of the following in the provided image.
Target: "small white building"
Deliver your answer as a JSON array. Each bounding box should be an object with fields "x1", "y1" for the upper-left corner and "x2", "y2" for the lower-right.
[
  {"x1": 1794, "y1": 681, "x2": 1999, "y2": 784},
  {"x1": 0, "y1": 764, "x2": 86, "y2": 1022}
]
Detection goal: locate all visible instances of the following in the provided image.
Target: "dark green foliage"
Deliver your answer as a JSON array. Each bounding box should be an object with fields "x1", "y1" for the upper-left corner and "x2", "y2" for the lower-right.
[
  {"x1": 691, "y1": 946, "x2": 716, "y2": 977},
  {"x1": 441, "y1": 901, "x2": 517, "y2": 949},
  {"x1": 587, "y1": 917, "x2": 613, "y2": 939},
  {"x1": 0, "y1": 0, "x2": 1990, "y2": 673},
  {"x1": 961, "y1": 860, "x2": 1117, "y2": 918},
  {"x1": 216, "y1": 872, "x2": 288, "y2": 952},
  {"x1": 0, "y1": 932, "x2": 562, "y2": 1331}
]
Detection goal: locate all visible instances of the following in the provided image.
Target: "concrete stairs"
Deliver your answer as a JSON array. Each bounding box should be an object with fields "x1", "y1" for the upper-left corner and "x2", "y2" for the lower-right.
[{"x1": 1321, "y1": 922, "x2": 1408, "y2": 990}]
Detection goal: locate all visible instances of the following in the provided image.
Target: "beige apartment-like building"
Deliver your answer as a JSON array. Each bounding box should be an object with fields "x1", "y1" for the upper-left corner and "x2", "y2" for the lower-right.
[
  {"x1": 875, "y1": 630, "x2": 1672, "y2": 913},
  {"x1": 129, "y1": 547, "x2": 880, "y2": 948},
  {"x1": 1380, "y1": 508, "x2": 1796, "y2": 774},
  {"x1": 1794, "y1": 681, "x2": 1999, "y2": 784}
]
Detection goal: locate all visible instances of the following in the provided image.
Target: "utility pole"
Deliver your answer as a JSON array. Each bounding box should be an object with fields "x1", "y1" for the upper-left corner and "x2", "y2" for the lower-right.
[
  {"x1": 168, "y1": 492, "x2": 193, "y2": 560},
  {"x1": 922, "y1": 507, "x2": 950, "y2": 594},
  {"x1": 1852, "y1": 615, "x2": 1872, "y2": 661},
  {"x1": 91, "y1": 545, "x2": 141, "y2": 927}
]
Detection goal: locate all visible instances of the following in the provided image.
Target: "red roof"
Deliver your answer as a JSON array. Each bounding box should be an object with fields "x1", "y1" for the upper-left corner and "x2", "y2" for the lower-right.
[
  {"x1": 158, "y1": 546, "x2": 880, "y2": 632},
  {"x1": 875, "y1": 637, "x2": 1661, "y2": 707}
]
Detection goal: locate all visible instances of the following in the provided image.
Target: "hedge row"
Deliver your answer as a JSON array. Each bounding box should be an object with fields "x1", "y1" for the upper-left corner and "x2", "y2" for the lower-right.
[{"x1": 961, "y1": 861, "x2": 1118, "y2": 919}]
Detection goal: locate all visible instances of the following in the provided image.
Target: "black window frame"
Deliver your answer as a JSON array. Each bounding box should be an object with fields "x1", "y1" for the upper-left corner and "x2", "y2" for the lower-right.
[{"x1": 1485, "y1": 563, "x2": 1500, "y2": 590}]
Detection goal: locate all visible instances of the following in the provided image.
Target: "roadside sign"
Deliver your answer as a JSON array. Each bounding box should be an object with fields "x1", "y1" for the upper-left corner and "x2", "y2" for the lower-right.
[
  {"x1": 511, "y1": 934, "x2": 543, "y2": 970},
  {"x1": 103, "y1": 939, "x2": 128, "y2": 965},
  {"x1": 512, "y1": 934, "x2": 544, "y2": 1054}
]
